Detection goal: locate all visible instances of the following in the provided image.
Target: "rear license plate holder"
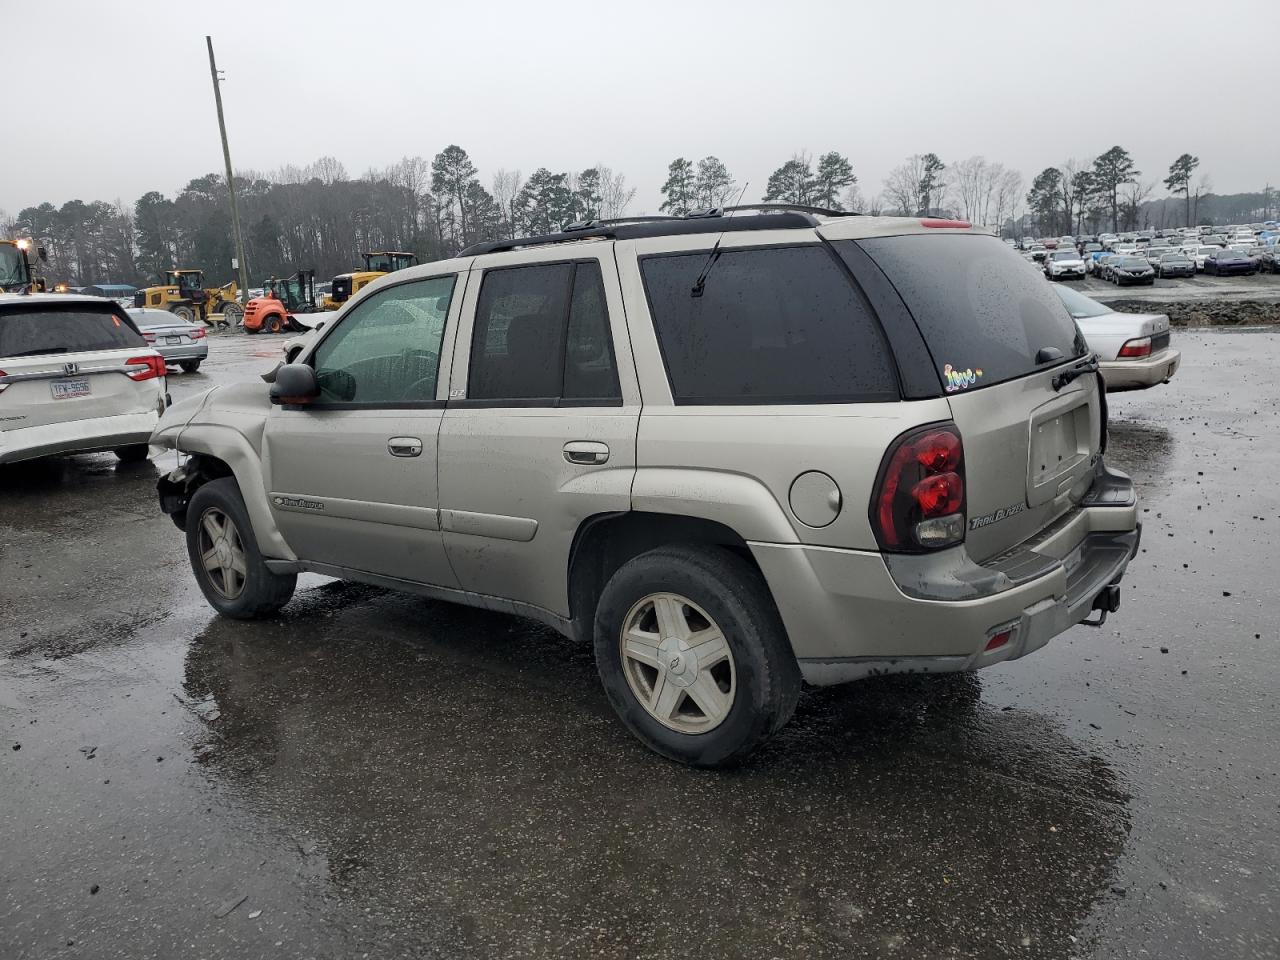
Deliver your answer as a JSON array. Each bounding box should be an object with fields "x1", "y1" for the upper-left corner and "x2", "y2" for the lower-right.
[
  {"x1": 51, "y1": 378, "x2": 91, "y2": 399},
  {"x1": 166, "y1": 336, "x2": 182, "y2": 345}
]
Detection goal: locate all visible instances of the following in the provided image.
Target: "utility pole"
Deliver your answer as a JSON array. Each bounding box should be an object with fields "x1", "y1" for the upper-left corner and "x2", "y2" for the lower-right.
[{"x1": 206, "y1": 35, "x2": 249, "y2": 303}]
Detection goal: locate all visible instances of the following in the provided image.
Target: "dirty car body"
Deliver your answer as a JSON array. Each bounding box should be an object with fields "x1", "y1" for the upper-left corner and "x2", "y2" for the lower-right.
[{"x1": 151, "y1": 211, "x2": 1141, "y2": 765}]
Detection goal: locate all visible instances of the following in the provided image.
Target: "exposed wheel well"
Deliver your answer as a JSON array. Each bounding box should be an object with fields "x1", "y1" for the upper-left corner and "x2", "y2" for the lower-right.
[
  {"x1": 567, "y1": 512, "x2": 762, "y2": 643},
  {"x1": 157, "y1": 453, "x2": 236, "y2": 529}
]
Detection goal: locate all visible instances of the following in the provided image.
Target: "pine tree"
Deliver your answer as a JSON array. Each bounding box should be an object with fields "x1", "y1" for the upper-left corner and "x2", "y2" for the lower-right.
[
  {"x1": 659, "y1": 158, "x2": 697, "y2": 215},
  {"x1": 693, "y1": 156, "x2": 736, "y2": 209},
  {"x1": 812, "y1": 152, "x2": 856, "y2": 210},
  {"x1": 763, "y1": 155, "x2": 814, "y2": 205}
]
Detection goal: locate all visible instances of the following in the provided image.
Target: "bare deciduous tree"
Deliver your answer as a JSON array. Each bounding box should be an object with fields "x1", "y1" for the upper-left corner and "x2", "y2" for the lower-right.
[{"x1": 597, "y1": 164, "x2": 637, "y2": 219}]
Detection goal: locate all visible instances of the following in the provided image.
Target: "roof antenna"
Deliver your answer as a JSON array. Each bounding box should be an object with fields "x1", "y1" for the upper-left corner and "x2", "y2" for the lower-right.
[{"x1": 691, "y1": 181, "x2": 749, "y2": 298}]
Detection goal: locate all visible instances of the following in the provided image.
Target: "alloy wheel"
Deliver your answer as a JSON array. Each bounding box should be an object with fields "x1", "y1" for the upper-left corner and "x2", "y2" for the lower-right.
[
  {"x1": 197, "y1": 507, "x2": 247, "y2": 600},
  {"x1": 619, "y1": 592, "x2": 736, "y2": 734}
]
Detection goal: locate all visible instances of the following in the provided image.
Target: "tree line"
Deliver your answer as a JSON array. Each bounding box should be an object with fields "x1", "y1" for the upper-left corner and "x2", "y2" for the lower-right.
[
  {"x1": 2, "y1": 143, "x2": 1274, "y2": 287},
  {"x1": 1019, "y1": 148, "x2": 1278, "y2": 236}
]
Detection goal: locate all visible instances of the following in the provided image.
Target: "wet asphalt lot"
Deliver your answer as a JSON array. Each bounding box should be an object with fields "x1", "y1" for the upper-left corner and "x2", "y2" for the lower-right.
[{"x1": 2, "y1": 329, "x2": 1278, "y2": 959}]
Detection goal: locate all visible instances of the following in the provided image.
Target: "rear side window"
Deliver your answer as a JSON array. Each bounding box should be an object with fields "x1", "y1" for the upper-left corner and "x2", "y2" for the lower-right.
[
  {"x1": 0, "y1": 307, "x2": 144, "y2": 358},
  {"x1": 468, "y1": 260, "x2": 621, "y2": 403},
  {"x1": 640, "y1": 246, "x2": 898, "y2": 404},
  {"x1": 847, "y1": 235, "x2": 1086, "y2": 393}
]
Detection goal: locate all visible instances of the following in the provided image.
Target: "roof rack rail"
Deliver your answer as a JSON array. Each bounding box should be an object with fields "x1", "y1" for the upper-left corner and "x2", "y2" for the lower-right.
[
  {"x1": 562, "y1": 215, "x2": 682, "y2": 233},
  {"x1": 457, "y1": 210, "x2": 823, "y2": 258},
  {"x1": 722, "y1": 203, "x2": 860, "y2": 218}
]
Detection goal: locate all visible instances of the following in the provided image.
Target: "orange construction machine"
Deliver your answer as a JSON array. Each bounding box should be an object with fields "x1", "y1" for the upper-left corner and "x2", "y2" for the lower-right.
[{"x1": 242, "y1": 270, "x2": 320, "y2": 335}]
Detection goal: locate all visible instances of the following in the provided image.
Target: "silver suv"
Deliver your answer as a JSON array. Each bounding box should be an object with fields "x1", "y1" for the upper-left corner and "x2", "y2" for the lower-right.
[{"x1": 152, "y1": 208, "x2": 1140, "y2": 766}]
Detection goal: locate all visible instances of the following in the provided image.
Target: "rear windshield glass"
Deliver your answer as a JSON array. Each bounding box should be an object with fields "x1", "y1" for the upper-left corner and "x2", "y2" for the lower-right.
[
  {"x1": 0, "y1": 307, "x2": 144, "y2": 358},
  {"x1": 1052, "y1": 284, "x2": 1112, "y2": 319},
  {"x1": 639, "y1": 245, "x2": 898, "y2": 404},
  {"x1": 847, "y1": 234, "x2": 1086, "y2": 392}
]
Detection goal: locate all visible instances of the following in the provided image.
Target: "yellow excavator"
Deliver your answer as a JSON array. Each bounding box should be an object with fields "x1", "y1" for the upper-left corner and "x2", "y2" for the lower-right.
[
  {"x1": 0, "y1": 238, "x2": 48, "y2": 292},
  {"x1": 132, "y1": 269, "x2": 244, "y2": 326},
  {"x1": 320, "y1": 251, "x2": 418, "y2": 310}
]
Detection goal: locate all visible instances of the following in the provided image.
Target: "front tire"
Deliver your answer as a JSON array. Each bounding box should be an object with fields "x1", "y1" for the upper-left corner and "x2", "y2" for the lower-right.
[
  {"x1": 185, "y1": 477, "x2": 296, "y2": 619},
  {"x1": 593, "y1": 545, "x2": 801, "y2": 768},
  {"x1": 171, "y1": 305, "x2": 195, "y2": 323},
  {"x1": 222, "y1": 303, "x2": 244, "y2": 327}
]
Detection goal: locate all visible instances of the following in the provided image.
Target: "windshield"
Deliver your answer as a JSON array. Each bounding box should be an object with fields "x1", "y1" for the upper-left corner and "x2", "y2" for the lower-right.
[
  {"x1": 1051, "y1": 250, "x2": 1079, "y2": 260},
  {"x1": 1118, "y1": 258, "x2": 1149, "y2": 269},
  {"x1": 0, "y1": 245, "x2": 29, "y2": 289},
  {"x1": 1160, "y1": 253, "x2": 1189, "y2": 261},
  {"x1": 1052, "y1": 285, "x2": 1112, "y2": 319}
]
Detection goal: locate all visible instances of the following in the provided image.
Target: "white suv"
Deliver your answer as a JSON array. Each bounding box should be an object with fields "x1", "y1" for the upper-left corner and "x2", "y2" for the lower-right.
[
  {"x1": 1, "y1": 294, "x2": 166, "y2": 464},
  {"x1": 152, "y1": 209, "x2": 1140, "y2": 766},
  {"x1": 1044, "y1": 248, "x2": 1086, "y2": 280}
]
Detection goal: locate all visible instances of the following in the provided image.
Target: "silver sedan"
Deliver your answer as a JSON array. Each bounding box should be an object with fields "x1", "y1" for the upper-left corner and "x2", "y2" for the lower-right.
[{"x1": 127, "y1": 307, "x2": 209, "y2": 373}]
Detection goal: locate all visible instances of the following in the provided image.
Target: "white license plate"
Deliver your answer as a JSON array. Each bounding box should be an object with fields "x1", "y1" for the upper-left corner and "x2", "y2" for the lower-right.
[
  {"x1": 166, "y1": 336, "x2": 183, "y2": 345},
  {"x1": 51, "y1": 378, "x2": 91, "y2": 399}
]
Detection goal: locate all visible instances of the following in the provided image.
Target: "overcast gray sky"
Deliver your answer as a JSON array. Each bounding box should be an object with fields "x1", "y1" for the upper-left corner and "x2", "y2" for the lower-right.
[{"x1": 4, "y1": 0, "x2": 1276, "y2": 216}]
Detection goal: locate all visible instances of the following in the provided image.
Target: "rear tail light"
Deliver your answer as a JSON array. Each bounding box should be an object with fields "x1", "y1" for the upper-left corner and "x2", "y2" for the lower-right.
[
  {"x1": 125, "y1": 355, "x2": 167, "y2": 381},
  {"x1": 0, "y1": 369, "x2": 7, "y2": 394},
  {"x1": 871, "y1": 423, "x2": 966, "y2": 552},
  {"x1": 142, "y1": 331, "x2": 157, "y2": 344},
  {"x1": 1118, "y1": 336, "x2": 1152, "y2": 358},
  {"x1": 190, "y1": 327, "x2": 206, "y2": 339}
]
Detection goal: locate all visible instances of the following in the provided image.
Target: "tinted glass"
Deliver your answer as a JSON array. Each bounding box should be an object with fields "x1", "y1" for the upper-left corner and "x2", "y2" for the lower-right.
[
  {"x1": 562, "y1": 262, "x2": 621, "y2": 400},
  {"x1": 1118, "y1": 258, "x2": 1149, "y2": 268},
  {"x1": 469, "y1": 263, "x2": 573, "y2": 400},
  {"x1": 641, "y1": 245, "x2": 897, "y2": 403},
  {"x1": 311, "y1": 275, "x2": 455, "y2": 404},
  {"x1": 0, "y1": 307, "x2": 144, "y2": 357},
  {"x1": 854, "y1": 234, "x2": 1086, "y2": 391}
]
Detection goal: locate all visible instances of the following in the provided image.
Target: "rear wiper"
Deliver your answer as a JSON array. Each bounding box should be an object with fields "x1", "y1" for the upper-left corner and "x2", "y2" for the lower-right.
[
  {"x1": 6, "y1": 347, "x2": 68, "y2": 357},
  {"x1": 1051, "y1": 353, "x2": 1100, "y2": 392}
]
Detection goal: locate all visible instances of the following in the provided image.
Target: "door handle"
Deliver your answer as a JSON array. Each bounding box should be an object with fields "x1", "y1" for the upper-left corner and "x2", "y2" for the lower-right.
[
  {"x1": 388, "y1": 437, "x2": 423, "y2": 458},
  {"x1": 563, "y1": 441, "x2": 609, "y2": 465}
]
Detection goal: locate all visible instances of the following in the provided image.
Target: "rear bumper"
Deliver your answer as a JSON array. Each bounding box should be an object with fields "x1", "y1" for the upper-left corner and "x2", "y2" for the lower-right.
[
  {"x1": 156, "y1": 344, "x2": 209, "y2": 362},
  {"x1": 1101, "y1": 348, "x2": 1180, "y2": 389},
  {"x1": 0, "y1": 410, "x2": 159, "y2": 464},
  {"x1": 750, "y1": 467, "x2": 1140, "y2": 685}
]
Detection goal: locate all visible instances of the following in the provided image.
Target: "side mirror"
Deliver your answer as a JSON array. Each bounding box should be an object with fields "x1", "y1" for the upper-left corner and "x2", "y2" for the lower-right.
[{"x1": 269, "y1": 363, "x2": 319, "y2": 405}]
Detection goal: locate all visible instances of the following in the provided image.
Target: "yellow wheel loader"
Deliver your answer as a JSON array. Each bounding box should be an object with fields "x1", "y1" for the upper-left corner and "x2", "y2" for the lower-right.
[
  {"x1": 319, "y1": 251, "x2": 418, "y2": 311},
  {"x1": 133, "y1": 269, "x2": 243, "y2": 326}
]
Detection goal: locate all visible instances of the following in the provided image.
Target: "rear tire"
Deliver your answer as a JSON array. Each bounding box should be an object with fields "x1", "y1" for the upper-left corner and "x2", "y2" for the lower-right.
[
  {"x1": 593, "y1": 545, "x2": 801, "y2": 768},
  {"x1": 179, "y1": 360, "x2": 201, "y2": 374},
  {"x1": 113, "y1": 444, "x2": 150, "y2": 463},
  {"x1": 185, "y1": 477, "x2": 296, "y2": 619},
  {"x1": 266, "y1": 315, "x2": 284, "y2": 334}
]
